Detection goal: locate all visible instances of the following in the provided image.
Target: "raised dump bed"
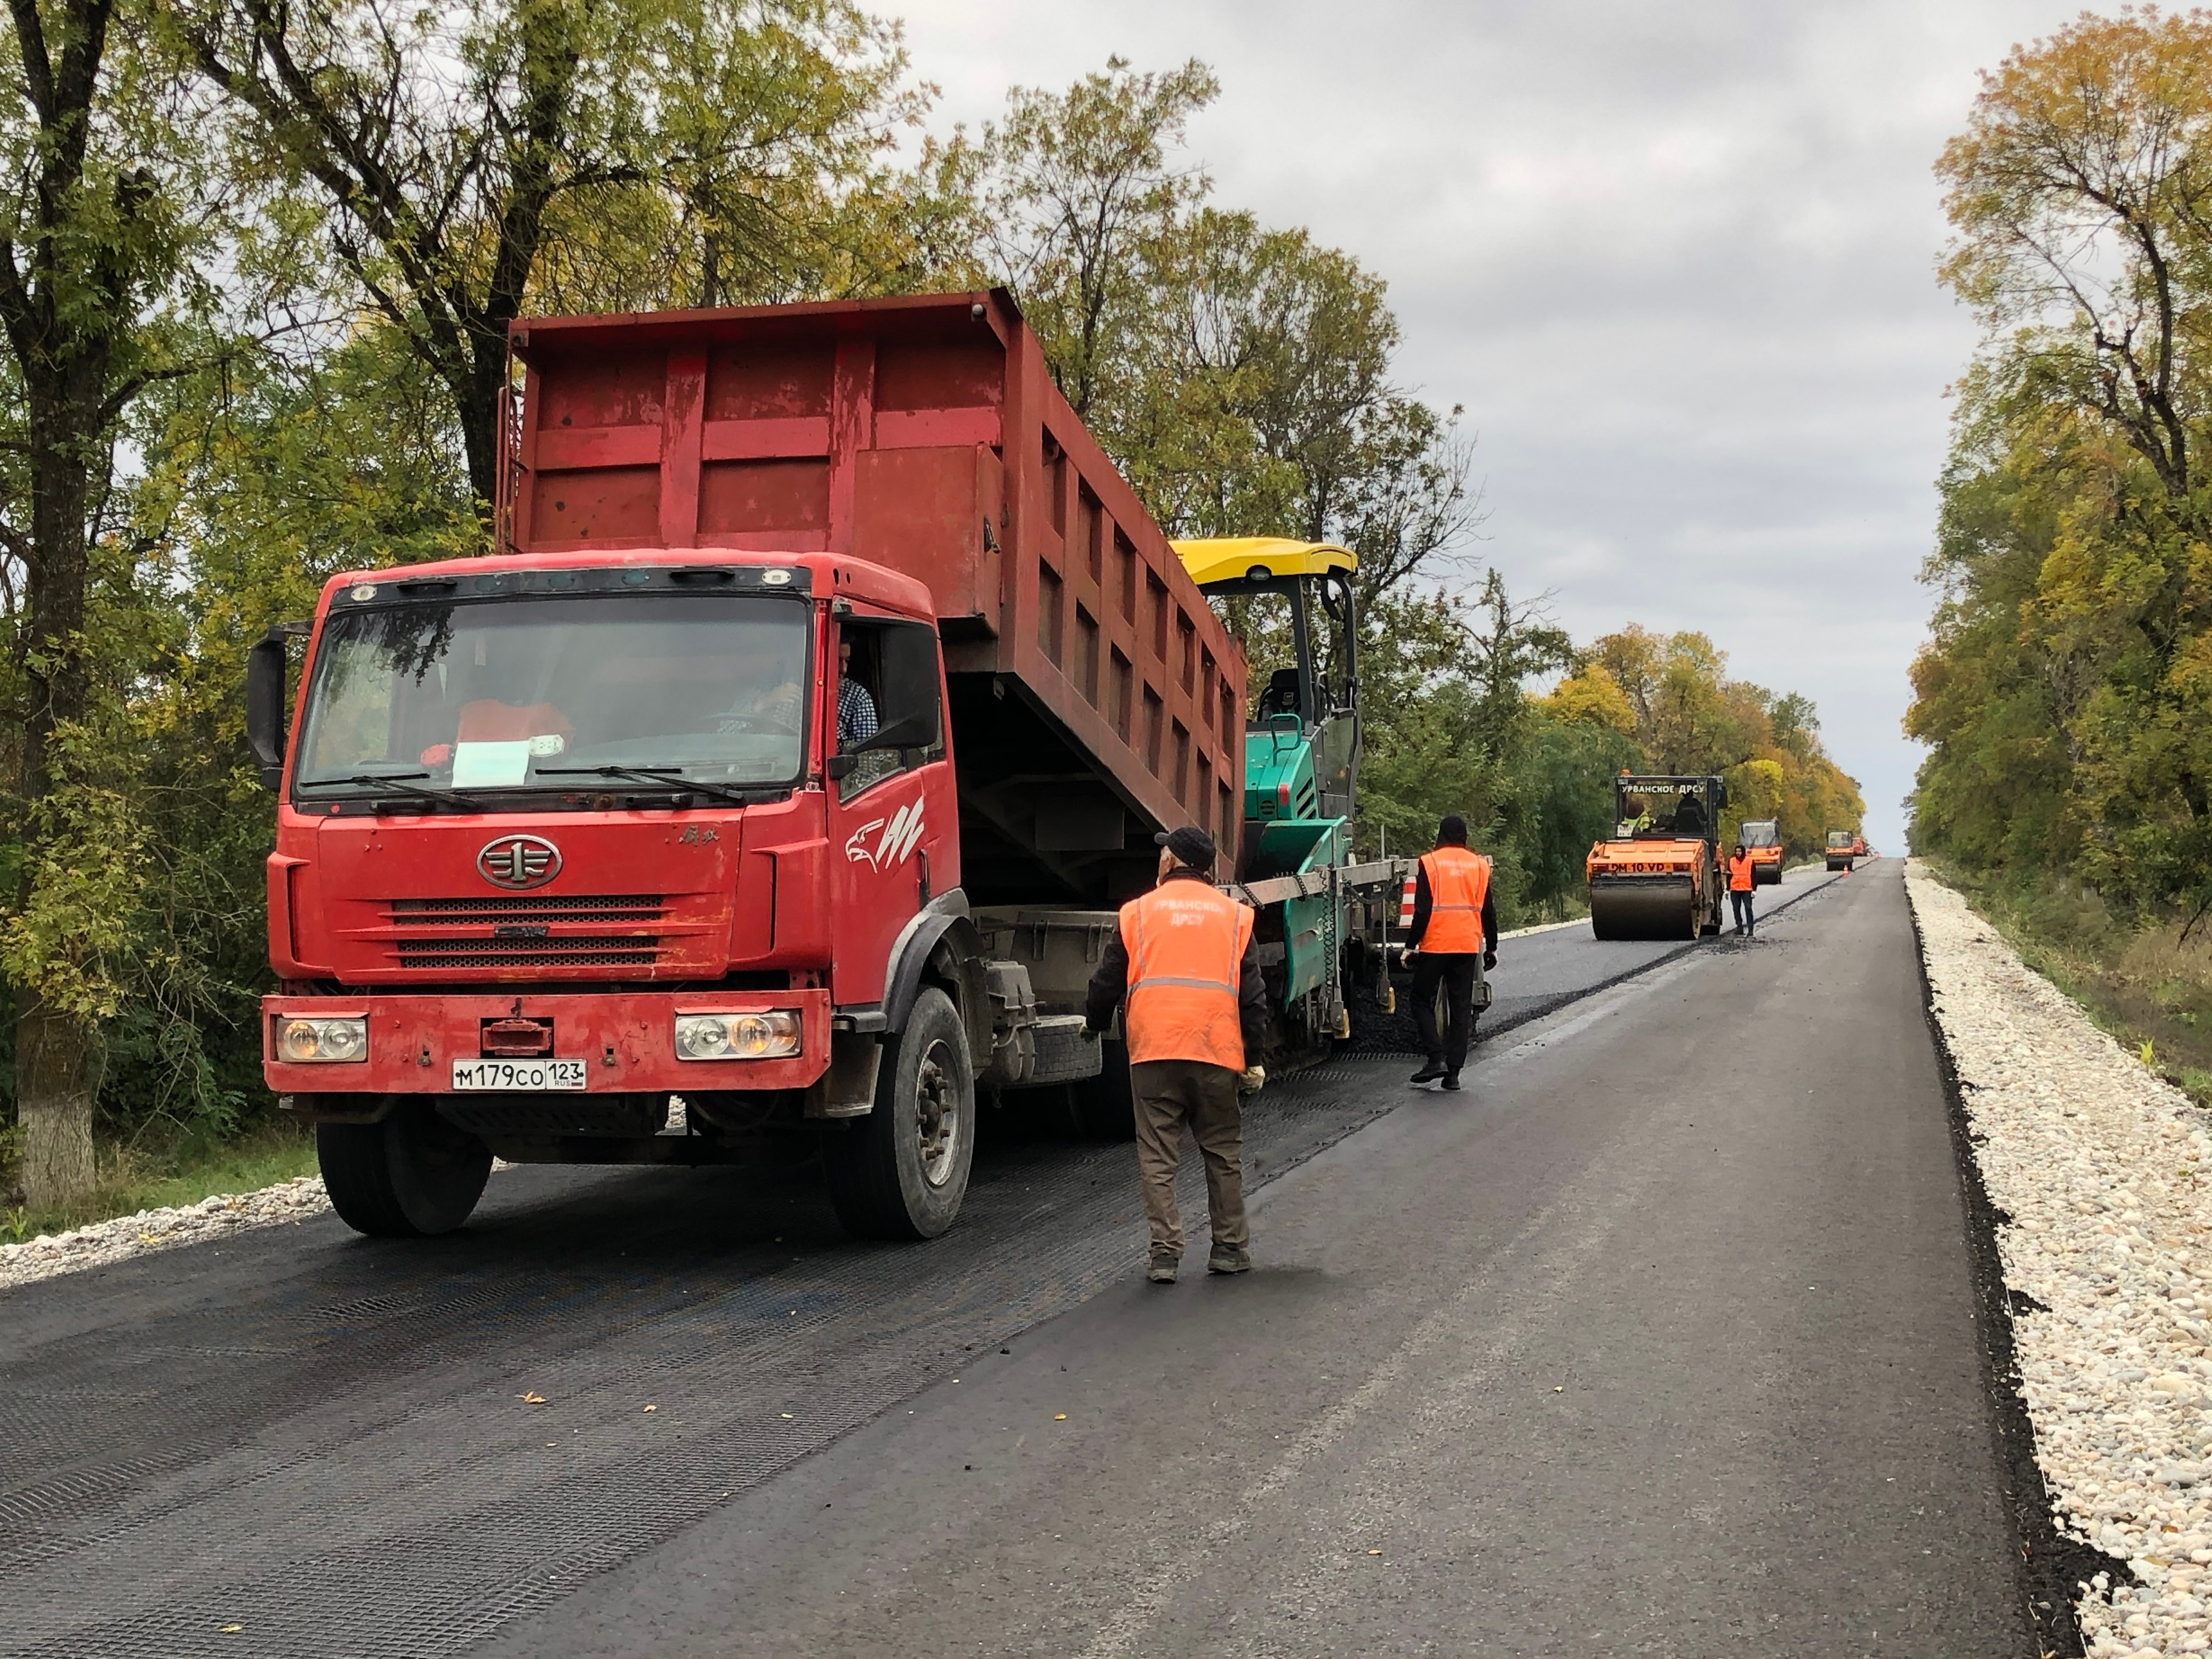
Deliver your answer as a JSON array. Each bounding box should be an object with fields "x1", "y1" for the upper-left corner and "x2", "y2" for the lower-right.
[{"x1": 499, "y1": 291, "x2": 1245, "y2": 907}]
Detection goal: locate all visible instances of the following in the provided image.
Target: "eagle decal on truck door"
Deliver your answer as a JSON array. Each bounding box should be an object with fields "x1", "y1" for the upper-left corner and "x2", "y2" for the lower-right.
[{"x1": 843, "y1": 800, "x2": 927, "y2": 871}]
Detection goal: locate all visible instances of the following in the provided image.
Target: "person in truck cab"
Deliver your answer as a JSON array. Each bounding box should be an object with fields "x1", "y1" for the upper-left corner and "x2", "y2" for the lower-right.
[
  {"x1": 1084, "y1": 826, "x2": 1268, "y2": 1285},
  {"x1": 1672, "y1": 792, "x2": 1707, "y2": 837},
  {"x1": 837, "y1": 634, "x2": 878, "y2": 748}
]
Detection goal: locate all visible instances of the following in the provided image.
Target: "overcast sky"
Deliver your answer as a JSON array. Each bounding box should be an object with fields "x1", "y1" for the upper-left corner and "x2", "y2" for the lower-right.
[{"x1": 890, "y1": 0, "x2": 2078, "y2": 850}]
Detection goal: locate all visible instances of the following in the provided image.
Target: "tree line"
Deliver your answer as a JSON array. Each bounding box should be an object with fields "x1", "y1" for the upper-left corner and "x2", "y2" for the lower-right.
[
  {"x1": 1909, "y1": 9, "x2": 2212, "y2": 928},
  {"x1": 0, "y1": 12, "x2": 1857, "y2": 1208}
]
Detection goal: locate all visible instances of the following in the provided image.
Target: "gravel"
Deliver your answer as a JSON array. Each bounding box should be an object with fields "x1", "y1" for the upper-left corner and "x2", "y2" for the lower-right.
[
  {"x1": 0, "y1": 1174, "x2": 333, "y2": 1290},
  {"x1": 1909, "y1": 861, "x2": 2212, "y2": 1658}
]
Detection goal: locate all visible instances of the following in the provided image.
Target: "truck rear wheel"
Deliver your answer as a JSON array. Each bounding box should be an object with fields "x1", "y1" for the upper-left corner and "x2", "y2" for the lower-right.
[
  {"x1": 825, "y1": 987, "x2": 975, "y2": 1239},
  {"x1": 317, "y1": 1099, "x2": 492, "y2": 1237}
]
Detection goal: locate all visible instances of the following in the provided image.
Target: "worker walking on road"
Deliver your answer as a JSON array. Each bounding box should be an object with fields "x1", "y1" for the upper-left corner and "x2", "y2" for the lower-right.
[
  {"x1": 1407, "y1": 814, "x2": 1498, "y2": 1092},
  {"x1": 1085, "y1": 826, "x2": 1268, "y2": 1285},
  {"x1": 1728, "y1": 841, "x2": 1757, "y2": 936}
]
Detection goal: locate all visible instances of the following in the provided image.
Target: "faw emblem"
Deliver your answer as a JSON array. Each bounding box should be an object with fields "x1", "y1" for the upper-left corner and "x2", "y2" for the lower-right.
[
  {"x1": 845, "y1": 800, "x2": 927, "y2": 871},
  {"x1": 477, "y1": 834, "x2": 561, "y2": 890}
]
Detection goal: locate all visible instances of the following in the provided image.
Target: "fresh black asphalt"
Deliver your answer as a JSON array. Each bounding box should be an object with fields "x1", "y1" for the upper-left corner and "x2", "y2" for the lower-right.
[{"x1": 0, "y1": 860, "x2": 2035, "y2": 1657}]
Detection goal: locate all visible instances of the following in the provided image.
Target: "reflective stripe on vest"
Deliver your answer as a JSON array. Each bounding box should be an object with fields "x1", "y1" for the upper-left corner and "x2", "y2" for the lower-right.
[
  {"x1": 1119, "y1": 881, "x2": 1255, "y2": 1070},
  {"x1": 1728, "y1": 854, "x2": 1755, "y2": 891},
  {"x1": 1418, "y1": 846, "x2": 1491, "y2": 954}
]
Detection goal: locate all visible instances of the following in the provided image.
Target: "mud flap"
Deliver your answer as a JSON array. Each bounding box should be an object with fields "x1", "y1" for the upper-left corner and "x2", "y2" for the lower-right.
[{"x1": 805, "y1": 1032, "x2": 884, "y2": 1118}]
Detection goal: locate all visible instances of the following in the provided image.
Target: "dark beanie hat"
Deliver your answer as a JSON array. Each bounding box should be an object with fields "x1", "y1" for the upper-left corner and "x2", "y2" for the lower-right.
[
  {"x1": 1438, "y1": 814, "x2": 1468, "y2": 845},
  {"x1": 1154, "y1": 826, "x2": 1217, "y2": 871}
]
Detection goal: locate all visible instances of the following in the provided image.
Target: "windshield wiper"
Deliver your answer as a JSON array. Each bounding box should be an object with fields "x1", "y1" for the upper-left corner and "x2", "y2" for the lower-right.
[
  {"x1": 333, "y1": 772, "x2": 484, "y2": 811},
  {"x1": 532, "y1": 764, "x2": 757, "y2": 806}
]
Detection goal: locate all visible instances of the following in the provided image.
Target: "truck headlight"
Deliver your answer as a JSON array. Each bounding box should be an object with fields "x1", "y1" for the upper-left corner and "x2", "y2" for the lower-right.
[
  {"x1": 674, "y1": 1012, "x2": 802, "y2": 1060},
  {"x1": 276, "y1": 1016, "x2": 368, "y2": 1063}
]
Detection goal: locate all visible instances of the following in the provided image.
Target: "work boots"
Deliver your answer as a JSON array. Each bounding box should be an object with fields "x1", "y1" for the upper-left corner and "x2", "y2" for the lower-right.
[
  {"x1": 1410, "y1": 1061, "x2": 1446, "y2": 1085},
  {"x1": 1148, "y1": 1247, "x2": 1180, "y2": 1284},
  {"x1": 1207, "y1": 1242, "x2": 1252, "y2": 1274}
]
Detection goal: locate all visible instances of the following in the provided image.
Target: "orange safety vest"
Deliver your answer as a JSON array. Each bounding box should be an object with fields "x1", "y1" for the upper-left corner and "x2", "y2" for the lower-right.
[
  {"x1": 1119, "y1": 879, "x2": 1256, "y2": 1070},
  {"x1": 1418, "y1": 845, "x2": 1492, "y2": 954},
  {"x1": 1728, "y1": 852, "x2": 1755, "y2": 892}
]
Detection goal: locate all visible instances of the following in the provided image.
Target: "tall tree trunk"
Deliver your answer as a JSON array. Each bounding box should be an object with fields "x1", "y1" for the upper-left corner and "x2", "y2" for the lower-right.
[
  {"x1": 16, "y1": 992, "x2": 98, "y2": 1204},
  {"x1": 14, "y1": 372, "x2": 103, "y2": 1209}
]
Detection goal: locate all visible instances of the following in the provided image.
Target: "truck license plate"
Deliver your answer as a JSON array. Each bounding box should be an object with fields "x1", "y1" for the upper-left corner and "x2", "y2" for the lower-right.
[{"x1": 450, "y1": 1058, "x2": 587, "y2": 1092}]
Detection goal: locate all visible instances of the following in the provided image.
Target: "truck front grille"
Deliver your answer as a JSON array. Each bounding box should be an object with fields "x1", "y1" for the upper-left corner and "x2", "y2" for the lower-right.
[
  {"x1": 387, "y1": 895, "x2": 665, "y2": 924},
  {"x1": 392, "y1": 942, "x2": 662, "y2": 968},
  {"x1": 382, "y1": 895, "x2": 669, "y2": 970}
]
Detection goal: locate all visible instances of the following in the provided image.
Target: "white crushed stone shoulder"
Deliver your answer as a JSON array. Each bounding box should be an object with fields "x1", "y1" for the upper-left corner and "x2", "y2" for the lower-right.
[
  {"x1": 0, "y1": 1175, "x2": 333, "y2": 1291},
  {"x1": 1908, "y1": 859, "x2": 2212, "y2": 1658}
]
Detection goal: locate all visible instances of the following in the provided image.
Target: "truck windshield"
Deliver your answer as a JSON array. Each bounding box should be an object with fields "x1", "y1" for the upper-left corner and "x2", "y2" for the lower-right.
[
  {"x1": 1740, "y1": 821, "x2": 1780, "y2": 848},
  {"x1": 293, "y1": 593, "x2": 811, "y2": 796},
  {"x1": 1615, "y1": 781, "x2": 1712, "y2": 840},
  {"x1": 1827, "y1": 831, "x2": 1853, "y2": 849}
]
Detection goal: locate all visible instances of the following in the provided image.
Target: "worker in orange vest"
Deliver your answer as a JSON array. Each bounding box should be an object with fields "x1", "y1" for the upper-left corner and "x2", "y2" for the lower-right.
[
  {"x1": 1406, "y1": 814, "x2": 1497, "y2": 1092},
  {"x1": 1728, "y1": 840, "x2": 1757, "y2": 935},
  {"x1": 1084, "y1": 826, "x2": 1268, "y2": 1284}
]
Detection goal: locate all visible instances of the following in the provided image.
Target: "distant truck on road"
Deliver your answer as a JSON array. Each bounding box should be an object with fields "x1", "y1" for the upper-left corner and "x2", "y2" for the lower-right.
[
  {"x1": 1825, "y1": 830, "x2": 1858, "y2": 872},
  {"x1": 249, "y1": 292, "x2": 1401, "y2": 1244}
]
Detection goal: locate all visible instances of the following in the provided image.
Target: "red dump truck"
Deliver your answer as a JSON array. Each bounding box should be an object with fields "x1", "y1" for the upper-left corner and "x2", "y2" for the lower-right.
[{"x1": 250, "y1": 292, "x2": 1245, "y2": 1242}]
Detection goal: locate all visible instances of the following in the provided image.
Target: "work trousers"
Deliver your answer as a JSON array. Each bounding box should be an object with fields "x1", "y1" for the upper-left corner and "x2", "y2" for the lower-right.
[
  {"x1": 1130, "y1": 1058, "x2": 1248, "y2": 1257},
  {"x1": 1411, "y1": 951, "x2": 1480, "y2": 1078},
  {"x1": 1731, "y1": 889, "x2": 1755, "y2": 933}
]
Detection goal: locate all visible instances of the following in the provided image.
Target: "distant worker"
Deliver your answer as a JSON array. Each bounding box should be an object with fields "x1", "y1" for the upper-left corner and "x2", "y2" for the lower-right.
[
  {"x1": 1728, "y1": 841, "x2": 1757, "y2": 936},
  {"x1": 1084, "y1": 826, "x2": 1268, "y2": 1285},
  {"x1": 1406, "y1": 814, "x2": 1498, "y2": 1092}
]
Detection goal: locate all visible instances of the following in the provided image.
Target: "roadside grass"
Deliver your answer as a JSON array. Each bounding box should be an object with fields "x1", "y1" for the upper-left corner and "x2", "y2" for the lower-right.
[
  {"x1": 1, "y1": 1118, "x2": 318, "y2": 1245},
  {"x1": 1925, "y1": 859, "x2": 2212, "y2": 1111}
]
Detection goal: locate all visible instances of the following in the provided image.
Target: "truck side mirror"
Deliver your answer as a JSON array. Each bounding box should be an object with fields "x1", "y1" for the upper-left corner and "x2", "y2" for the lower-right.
[{"x1": 246, "y1": 624, "x2": 295, "y2": 790}]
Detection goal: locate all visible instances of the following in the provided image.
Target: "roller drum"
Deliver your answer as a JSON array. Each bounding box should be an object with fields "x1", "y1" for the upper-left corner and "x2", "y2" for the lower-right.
[{"x1": 1588, "y1": 874, "x2": 1701, "y2": 941}]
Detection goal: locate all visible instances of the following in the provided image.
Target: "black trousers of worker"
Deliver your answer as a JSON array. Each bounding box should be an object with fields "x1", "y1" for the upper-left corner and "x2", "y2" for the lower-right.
[
  {"x1": 1411, "y1": 952, "x2": 1480, "y2": 1079},
  {"x1": 1731, "y1": 889, "x2": 1755, "y2": 933}
]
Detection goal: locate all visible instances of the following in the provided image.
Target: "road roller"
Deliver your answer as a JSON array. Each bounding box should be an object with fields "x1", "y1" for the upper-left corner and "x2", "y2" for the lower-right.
[
  {"x1": 1586, "y1": 774, "x2": 1729, "y2": 940},
  {"x1": 1825, "y1": 829, "x2": 1856, "y2": 872},
  {"x1": 1739, "y1": 818, "x2": 1784, "y2": 885}
]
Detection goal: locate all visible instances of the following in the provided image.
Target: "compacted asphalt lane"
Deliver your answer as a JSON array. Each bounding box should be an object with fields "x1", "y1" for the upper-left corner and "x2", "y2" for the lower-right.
[
  {"x1": 0, "y1": 858, "x2": 2012, "y2": 1659},
  {"x1": 1480, "y1": 858, "x2": 1841, "y2": 1034}
]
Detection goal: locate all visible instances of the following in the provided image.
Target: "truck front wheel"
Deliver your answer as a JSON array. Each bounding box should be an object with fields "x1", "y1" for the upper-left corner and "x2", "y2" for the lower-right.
[
  {"x1": 824, "y1": 987, "x2": 975, "y2": 1240},
  {"x1": 317, "y1": 1099, "x2": 492, "y2": 1237}
]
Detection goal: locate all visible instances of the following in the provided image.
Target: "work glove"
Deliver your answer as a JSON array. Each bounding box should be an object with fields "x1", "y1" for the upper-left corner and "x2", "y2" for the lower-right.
[
  {"x1": 1077, "y1": 1023, "x2": 1101, "y2": 1042},
  {"x1": 1238, "y1": 1064, "x2": 1266, "y2": 1096},
  {"x1": 1484, "y1": 951, "x2": 1497, "y2": 971}
]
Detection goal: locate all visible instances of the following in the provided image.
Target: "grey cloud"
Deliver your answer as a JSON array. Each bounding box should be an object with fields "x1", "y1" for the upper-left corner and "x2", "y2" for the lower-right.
[{"x1": 895, "y1": 0, "x2": 2082, "y2": 843}]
